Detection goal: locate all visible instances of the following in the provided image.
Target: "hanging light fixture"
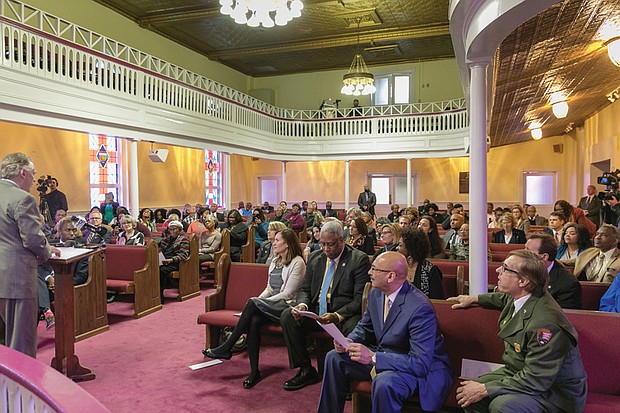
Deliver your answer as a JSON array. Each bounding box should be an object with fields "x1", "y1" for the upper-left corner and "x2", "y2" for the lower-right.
[
  {"x1": 528, "y1": 121, "x2": 543, "y2": 140},
  {"x1": 341, "y1": 19, "x2": 376, "y2": 96},
  {"x1": 549, "y1": 92, "x2": 569, "y2": 119},
  {"x1": 220, "y1": 0, "x2": 304, "y2": 28},
  {"x1": 606, "y1": 37, "x2": 620, "y2": 67}
]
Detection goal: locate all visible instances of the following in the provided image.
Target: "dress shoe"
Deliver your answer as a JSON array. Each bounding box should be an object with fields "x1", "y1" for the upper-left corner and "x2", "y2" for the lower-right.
[
  {"x1": 283, "y1": 367, "x2": 319, "y2": 391},
  {"x1": 202, "y1": 348, "x2": 232, "y2": 360},
  {"x1": 242, "y1": 372, "x2": 262, "y2": 389}
]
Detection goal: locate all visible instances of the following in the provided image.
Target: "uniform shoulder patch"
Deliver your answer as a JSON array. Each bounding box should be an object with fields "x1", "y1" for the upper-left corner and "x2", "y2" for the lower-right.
[{"x1": 536, "y1": 328, "x2": 553, "y2": 345}]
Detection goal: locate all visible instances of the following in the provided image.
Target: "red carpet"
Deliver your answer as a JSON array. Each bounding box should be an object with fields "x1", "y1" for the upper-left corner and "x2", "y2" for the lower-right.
[{"x1": 35, "y1": 290, "x2": 343, "y2": 413}]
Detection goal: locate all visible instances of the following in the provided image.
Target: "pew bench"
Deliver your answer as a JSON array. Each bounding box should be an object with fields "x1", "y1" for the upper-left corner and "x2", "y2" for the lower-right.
[
  {"x1": 171, "y1": 233, "x2": 200, "y2": 301},
  {"x1": 105, "y1": 240, "x2": 162, "y2": 318},
  {"x1": 351, "y1": 301, "x2": 620, "y2": 413}
]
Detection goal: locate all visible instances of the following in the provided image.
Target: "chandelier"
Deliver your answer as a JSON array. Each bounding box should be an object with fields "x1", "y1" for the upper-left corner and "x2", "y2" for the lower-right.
[
  {"x1": 220, "y1": 0, "x2": 304, "y2": 28},
  {"x1": 341, "y1": 20, "x2": 375, "y2": 96}
]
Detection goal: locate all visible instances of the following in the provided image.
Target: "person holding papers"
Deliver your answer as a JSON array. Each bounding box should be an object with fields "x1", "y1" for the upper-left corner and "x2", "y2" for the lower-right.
[
  {"x1": 203, "y1": 229, "x2": 305, "y2": 389},
  {"x1": 280, "y1": 221, "x2": 370, "y2": 391},
  {"x1": 317, "y1": 252, "x2": 452, "y2": 413}
]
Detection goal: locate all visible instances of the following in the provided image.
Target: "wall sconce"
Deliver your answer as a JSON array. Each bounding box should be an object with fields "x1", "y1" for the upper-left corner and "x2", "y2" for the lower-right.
[
  {"x1": 549, "y1": 92, "x2": 568, "y2": 119},
  {"x1": 528, "y1": 121, "x2": 543, "y2": 140},
  {"x1": 606, "y1": 37, "x2": 620, "y2": 67}
]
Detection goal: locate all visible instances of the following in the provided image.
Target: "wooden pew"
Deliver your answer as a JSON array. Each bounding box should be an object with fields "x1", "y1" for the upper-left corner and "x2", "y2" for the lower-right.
[
  {"x1": 105, "y1": 240, "x2": 162, "y2": 318},
  {"x1": 74, "y1": 249, "x2": 109, "y2": 341},
  {"x1": 488, "y1": 243, "x2": 524, "y2": 262},
  {"x1": 200, "y1": 229, "x2": 231, "y2": 285},
  {"x1": 240, "y1": 225, "x2": 256, "y2": 263},
  {"x1": 171, "y1": 233, "x2": 200, "y2": 301},
  {"x1": 580, "y1": 281, "x2": 612, "y2": 310}
]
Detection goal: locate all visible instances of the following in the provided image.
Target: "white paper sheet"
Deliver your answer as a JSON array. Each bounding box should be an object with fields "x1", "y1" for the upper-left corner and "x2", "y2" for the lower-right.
[
  {"x1": 460, "y1": 358, "x2": 504, "y2": 379},
  {"x1": 315, "y1": 320, "x2": 351, "y2": 349},
  {"x1": 158, "y1": 252, "x2": 166, "y2": 265},
  {"x1": 290, "y1": 307, "x2": 320, "y2": 320},
  {"x1": 189, "y1": 359, "x2": 223, "y2": 370},
  {"x1": 48, "y1": 247, "x2": 94, "y2": 261}
]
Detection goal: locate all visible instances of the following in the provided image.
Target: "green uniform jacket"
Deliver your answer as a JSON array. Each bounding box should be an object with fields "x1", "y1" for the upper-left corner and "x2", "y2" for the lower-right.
[{"x1": 477, "y1": 292, "x2": 587, "y2": 413}]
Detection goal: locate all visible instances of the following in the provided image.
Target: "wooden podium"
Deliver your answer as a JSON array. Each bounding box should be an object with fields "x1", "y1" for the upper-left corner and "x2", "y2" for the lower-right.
[{"x1": 47, "y1": 247, "x2": 107, "y2": 381}]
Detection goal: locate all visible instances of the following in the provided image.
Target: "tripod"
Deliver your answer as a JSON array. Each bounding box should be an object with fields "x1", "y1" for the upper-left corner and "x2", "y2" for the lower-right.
[{"x1": 39, "y1": 195, "x2": 52, "y2": 226}]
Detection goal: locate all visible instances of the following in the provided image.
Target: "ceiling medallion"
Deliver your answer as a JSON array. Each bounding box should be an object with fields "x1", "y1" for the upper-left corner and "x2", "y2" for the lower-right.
[
  {"x1": 220, "y1": 0, "x2": 304, "y2": 28},
  {"x1": 341, "y1": 19, "x2": 376, "y2": 96}
]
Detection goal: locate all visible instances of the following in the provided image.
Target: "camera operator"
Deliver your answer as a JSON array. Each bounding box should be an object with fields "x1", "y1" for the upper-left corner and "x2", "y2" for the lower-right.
[
  {"x1": 41, "y1": 177, "x2": 68, "y2": 223},
  {"x1": 602, "y1": 192, "x2": 620, "y2": 226}
]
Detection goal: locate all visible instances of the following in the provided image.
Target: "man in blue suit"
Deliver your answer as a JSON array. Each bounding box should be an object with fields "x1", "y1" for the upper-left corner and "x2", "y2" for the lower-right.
[{"x1": 317, "y1": 252, "x2": 453, "y2": 413}]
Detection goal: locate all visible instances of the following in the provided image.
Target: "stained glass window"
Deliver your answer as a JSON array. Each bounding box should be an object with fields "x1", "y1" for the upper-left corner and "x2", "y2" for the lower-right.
[
  {"x1": 89, "y1": 134, "x2": 122, "y2": 207},
  {"x1": 205, "y1": 150, "x2": 221, "y2": 206}
]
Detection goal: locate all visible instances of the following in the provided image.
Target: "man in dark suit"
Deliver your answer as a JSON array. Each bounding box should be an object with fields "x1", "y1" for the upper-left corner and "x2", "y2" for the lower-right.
[
  {"x1": 280, "y1": 221, "x2": 370, "y2": 391},
  {"x1": 357, "y1": 184, "x2": 376, "y2": 218},
  {"x1": 526, "y1": 205, "x2": 548, "y2": 226},
  {"x1": 209, "y1": 203, "x2": 225, "y2": 227},
  {"x1": 525, "y1": 233, "x2": 581, "y2": 309},
  {"x1": 323, "y1": 201, "x2": 338, "y2": 218},
  {"x1": 317, "y1": 252, "x2": 452, "y2": 413},
  {"x1": 578, "y1": 185, "x2": 602, "y2": 228},
  {"x1": 0, "y1": 153, "x2": 59, "y2": 357}
]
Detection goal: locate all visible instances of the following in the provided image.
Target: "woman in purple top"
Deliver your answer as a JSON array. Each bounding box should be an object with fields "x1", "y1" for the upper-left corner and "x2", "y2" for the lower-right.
[{"x1": 285, "y1": 203, "x2": 304, "y2": 231}]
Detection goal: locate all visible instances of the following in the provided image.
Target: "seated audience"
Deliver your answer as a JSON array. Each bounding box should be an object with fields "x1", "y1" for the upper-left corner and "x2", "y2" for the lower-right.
[
  {"x1": 161, "y1": 212, "x2": 180, "y2": 235},
  {"x1": 600, "y1": 274, "x2": 620, "y2": 312},
  {"x1": 317, "y1": 251, "x2": 452, "y2": 413},
  {"x1": 281, "y1": 221, "x2": 370, "y2": 391},
  {"x1": 442, "y1": 203, "x2": 466, "y2": 230},
  {"x1": 426, "y1": 203, "x2": 441, "y2": 222},
  {"x1": 442, "y1": 213, "x2": 464, "y2": 250},
  {"x1": 116, "y1": 215, "x2": 145, "y2": 246},
  {"x1": 261, "y1": 201, "x2": 274, "y2": 214},
  {"x1": 511, "y1": 204, "x2": 531, "y2": 233},
  {"x1": 556, "y1": 223, "x2": 592, "y2": 260},
  {"x1": 82, "y1": 210, "x2": 111, "y2": 244},
  {"x1": 561, "y1": 224, "x2": 620, "y2": 283},
  {"x1": 250, "y1": 208, "x2": 269, "y2": 250},
  {"x1": 525, "y1": 233, "x2": 582, "y2": 309},
  {"x1": 488, "y1": 207, "x2": 505, "y2": 228},
  {"x1": 322, "y1": 201, "x2": 337, "y2": 218},
  {"x1": 544, "y1": 211, "x2": 567, "y2": 243},
  {"x1": 403, "y1": 207, "x2": 420, "y2": 227},
  {"x1": 418, "y1": 198, "x2": 431, "y2": 215},
  {"x1": 257, "y1": 221, "x2": 287, "y2": 264},
  {"x1": 300, "y1": 200, "x2": 309, "y2": 217},
  {"x1": 154, "y1": 208, "x2": 167, "y2": 224},
  {"x1": 55, "y1": 218, "x2": 89, "y2": 285},
  {"x1": 204, "y1": 229, "x2": 305, "y2": 388},
  {"x1": 345, "y1": 217, "x2": 375, "y2": 255},
  {"x1": 240, "y1": 202, "x2": 253, "y2": 221},
  {"x1": 450, "y1": 250, "x2": 587, "y2": 413},
  {"x1": 111, "y1": 207, "x2": 151, "y2": 238},
  {"x1": 186, "y1": 207, "x2": 210, "y2": 236},
  {"x1": 418, "y1": 215, "x2": 445, "y2": 258},
  {"x1": 303, "y1": 224, "x2": 322, "y2": 262},
  {"x1": 397, "y1": 215, "x2": 411, "y2": 229},
  {"x1": 285, "y1": 203, "x2": 305, "y2": 232},
  {"x1": 449, "y1": 224, "x2": 491, "y2": 262},
  {"x1": 526, "y1": 205, "x2": 548, "y2": 226},
  {"x1": 182, "y1": 204, "x2": 198, "y2": 227},
  {"x1": 269, "y1": 206, "x2": 290, "y2": 227},
  {"x1": 138, "y1": 208, "x2": 157, "y2": 232},
  {"x1": 361, "y1": 211, "x2": 377, "y2": 244},
  {"x1": 387, "y1": 204, "x2": 400, "y2": 223},
  {"x1": 158, "y1": 220, "x2": 190, "y2": 302},
  {"x1": 198, "y1": 215, "x2": 221, "y2": 262},
  {"x1": 398, "y1": 227, "x2": 444, "y2": 299},
  {"x1": 224, "y1": 209, "x2": 248, "y2": 262},
  {"x1": 492, "y1": 213, "x2": 526, "y2": 244},
  {"x1": 305, "y1": 203, "x2": 323, "y2": 233},
  {"x1": 210, "y1": 203, "x2": 225, "y2": 223},
  {"x1": 554, "y1": 199, "x2": 596, "y2": 238},
  {"x1": 373, "y1": 223, "x2": 400, "y2": 261}
]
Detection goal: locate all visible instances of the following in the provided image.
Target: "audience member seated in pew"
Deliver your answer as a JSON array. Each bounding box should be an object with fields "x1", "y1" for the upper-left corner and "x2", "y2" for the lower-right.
[
  {"x1": 554, "y1": 199, "x2": 596, "y2": 239},
  {"x1": 138, "y1": 207, "x2": 156, "y2": 232},
  {"x1": 54, "y1": 218, "x2": 89, "y2": 285},
  {"x1": 154, "y1": 208, "x2": 167, "y2": 224},
  {"x1": 372, "y1": 223, "x2": 400, "y2": 261},
  {"x1": 555, "y1": 223, "x2": 592, "y2": 260},
  {"x1": 560, "y1": 224, "x2": 620, "y2": 283},
  {"x1": 346, "y1": 217, "x2": 375, "y2": 256},
  {"x1": 492, "y1": 213, "x2": 526, "y2": 244},
  {"x1": 418, "y1": 215, "x2": 445, "y2": 258},
  {"x1": 600, "y1": 274, "x2": 620, "y2": 312},
  {"x1": 198, "y1": 215, "x2": 221, "y2": 263},
  {"x1": 449, "y1": 224, "x2": 492, "y2": 262},
  {"x1": 223, "y1": 209, "x2": 247, "y2": 262},
  {"x1": 186, "y1": 207, "x2": 209, "y2": 236},
  {"x1": 448, "y1": 250, "x2": 587, "y2": 413},
  {"x1": 257, "y1": 221, "x2": 286, "y2": 264},
  {"x1": 115, "y1": 215, "x2": 145, "y2": 246},
  {"x1": 303, "y1": 224, "x2": 322, "y2": 262},
  {"x1": 525, "y1": 233, "x2": 582, "y2": 309},
  {"x1": 203, "y1": 229, "x2": 305, "y2": 389},
  {"x1": 398, "y1": 227, "x2": 444, "y2": 299},
  {"x1": 511, "y1": 204, "x2": 531, "y2": 233},
  {"x1": 317, "y1": 252, "x2": 452, "y2": 413},
  {"x1": 158, "y1": 220, "x2": 189, "y2": 303}
]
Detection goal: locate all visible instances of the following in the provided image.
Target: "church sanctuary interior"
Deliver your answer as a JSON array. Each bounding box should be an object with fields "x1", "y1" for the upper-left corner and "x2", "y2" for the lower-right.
[{"x1": 2, "y1": 0, "x2": 620, "y2": 412}]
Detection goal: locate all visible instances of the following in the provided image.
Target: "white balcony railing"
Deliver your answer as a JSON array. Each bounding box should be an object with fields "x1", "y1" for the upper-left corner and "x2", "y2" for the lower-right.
[{"x1": 0, "y1": 0, "x2": 469, "y2": 160}]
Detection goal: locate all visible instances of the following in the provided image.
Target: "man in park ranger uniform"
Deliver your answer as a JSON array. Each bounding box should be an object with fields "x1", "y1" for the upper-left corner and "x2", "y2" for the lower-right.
[{"x1": 448, "y1": 249, "x2": 587, "y2": 413}]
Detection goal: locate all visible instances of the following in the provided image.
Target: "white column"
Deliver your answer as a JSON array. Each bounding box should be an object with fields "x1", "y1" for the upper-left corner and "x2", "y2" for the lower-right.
[
  {"x1": 129, "y1": 139, "x2": 139, "y2": 217},
  {"x1": 468, "y1": 62, "x2": 490, "y2": 296},
  {"x1": 225, "y1": 153, "x2": 231, "y2": 211},
  {"x1": 406, "y1": 158, "x2": 412, "y2": 207},
  {"x1": 282, "y1": 161, "x2": 287, "y2": 202},
  {"x1": 344, "y1": 160, "x2": 350, "y2": 211}
]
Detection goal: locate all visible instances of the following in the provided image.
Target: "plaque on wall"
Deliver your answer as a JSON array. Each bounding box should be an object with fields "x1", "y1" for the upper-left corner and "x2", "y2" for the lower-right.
[{"x1": 459, "y1": 172, "x2": 469, "y2": 194}]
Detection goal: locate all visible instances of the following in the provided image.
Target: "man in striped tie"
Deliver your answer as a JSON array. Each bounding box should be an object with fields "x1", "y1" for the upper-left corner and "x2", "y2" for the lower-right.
[
  {"x1": 317, "y1": 252, "x2": 452, "y2": 413},
  {"x1": 281, "y1": 221, "x2": 370, "y2": 391}
]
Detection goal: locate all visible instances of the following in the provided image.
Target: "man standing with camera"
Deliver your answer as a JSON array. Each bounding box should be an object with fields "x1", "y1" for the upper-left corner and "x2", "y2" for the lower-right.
[
  {"x1": 42, "y1": 176, "x2": 68, "y2": 223},
  {"x1": 0, "y1": 152, "x2": 60, "y2": 357}
]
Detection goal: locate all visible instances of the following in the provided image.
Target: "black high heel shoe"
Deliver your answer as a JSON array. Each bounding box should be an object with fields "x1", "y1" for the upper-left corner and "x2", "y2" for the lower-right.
[
  {"x1": 243, "y1": 372, "x2": 262, "y2": 389},
  {"x1": 202, "y1": 348, "x2": 232, "y2": 360}
]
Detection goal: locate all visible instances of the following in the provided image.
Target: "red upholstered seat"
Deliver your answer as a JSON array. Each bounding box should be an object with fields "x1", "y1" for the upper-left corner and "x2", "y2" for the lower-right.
[
  {"x1": 584, "y1": 393, "x2": 620, "y2": 413},
  {"x1": 106, "y1": 246, "x2": 147, "y2": 281},
  {"x1": 106, "y1": 279, "x2": 135, "y2": 292}
]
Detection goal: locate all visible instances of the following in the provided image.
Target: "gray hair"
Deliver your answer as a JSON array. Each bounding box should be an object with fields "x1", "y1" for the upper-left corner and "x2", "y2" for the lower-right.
[
  {"x1": 320, "y1": 220, "x2": 344, "y2": 238},
  {"x1": 599, "y1": 223, "x2": 620, "y2": 240},
  {"x1": 120, "y1": 215, "x2": 137, "y2": 226},
  {"x1": 0, "y1": 152, "x2": 33, "y2": 179},
  {"x1": 347, "y1": 207, "x2": 362, "y2": 218}
]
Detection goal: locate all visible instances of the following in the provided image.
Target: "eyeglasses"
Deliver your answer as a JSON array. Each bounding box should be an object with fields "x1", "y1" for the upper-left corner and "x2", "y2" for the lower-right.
[
  {"x1": 499, "y1": 264, "x2": 520, "y2": 276},
  {"x1": 370, "y1": 266, "x2": 392, "y2": 273}
]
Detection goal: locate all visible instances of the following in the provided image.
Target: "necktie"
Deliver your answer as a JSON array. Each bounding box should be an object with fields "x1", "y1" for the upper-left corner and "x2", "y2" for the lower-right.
[
  {"x1": 589, "y1": 252, "x2": 606, "y2": 281},
  {"x1": 383, "y1": 296, "x2": 392, "y2": 322},
  {"x1": 319, "y1": 259, "x2": 336, "y2": 315},
  {"x1": 554, "y1": 232, "x2": 560, "y2": 244}
]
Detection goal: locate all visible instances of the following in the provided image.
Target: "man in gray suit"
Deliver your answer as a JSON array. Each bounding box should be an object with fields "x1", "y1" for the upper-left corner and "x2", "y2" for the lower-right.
[{"x1": 0, "y1": 152, "x2": 59, "y2": 357}]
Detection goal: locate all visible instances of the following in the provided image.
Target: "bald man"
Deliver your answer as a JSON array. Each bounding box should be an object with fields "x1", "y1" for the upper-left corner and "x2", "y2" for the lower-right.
[{"x1": 317, "y1": 252, "x2": 452, "y2": 413}]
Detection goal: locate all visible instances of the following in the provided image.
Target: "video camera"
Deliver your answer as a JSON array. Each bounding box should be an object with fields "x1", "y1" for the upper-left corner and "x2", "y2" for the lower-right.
[
  {"x1": 597, "y1": 170, "x2": 620, "y2": 201},
  {"x1": 36, "y1": 174, "x2": 51, "y2": 195}
]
